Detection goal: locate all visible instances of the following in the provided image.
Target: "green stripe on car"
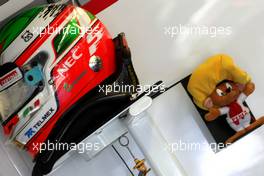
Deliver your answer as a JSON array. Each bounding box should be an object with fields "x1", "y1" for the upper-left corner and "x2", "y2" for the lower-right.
[{"x1": 0, "y1": 7, "x2": 43, "y2": 54}]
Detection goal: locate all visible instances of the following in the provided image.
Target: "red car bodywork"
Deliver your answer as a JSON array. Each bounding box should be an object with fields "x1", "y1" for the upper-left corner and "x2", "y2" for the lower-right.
[{"x1": 10, "y1": 5, "x2": 116, "y2": 156}]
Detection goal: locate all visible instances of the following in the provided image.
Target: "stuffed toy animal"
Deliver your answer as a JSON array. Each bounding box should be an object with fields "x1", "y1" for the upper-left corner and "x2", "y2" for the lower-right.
[{"x1": 188, "y1": 54, "x2": 264, "y2": 144}]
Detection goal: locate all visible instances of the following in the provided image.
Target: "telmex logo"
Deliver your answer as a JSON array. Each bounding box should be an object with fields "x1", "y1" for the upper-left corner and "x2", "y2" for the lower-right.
[
  {"x1": 24, "y1": 108, "x2": 55, "y2": 139},
  {"x1": 0, "y1": 68, "x2": 22, "y2": 91}
]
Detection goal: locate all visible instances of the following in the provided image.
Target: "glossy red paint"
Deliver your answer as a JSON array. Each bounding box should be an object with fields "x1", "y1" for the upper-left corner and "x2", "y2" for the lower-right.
[
  {"x1": 81, "y1": 0, "x2": 118, "y2": 15},
  {"x1": 2, "y1": 5, "x2": 116, "y2": 156},
  {"x1": 4, "y1": 115, "x2": 19, "y2": 135}
]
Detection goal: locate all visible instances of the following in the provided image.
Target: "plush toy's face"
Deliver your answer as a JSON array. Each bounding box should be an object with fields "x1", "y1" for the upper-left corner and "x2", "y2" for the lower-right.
[{"x1": 204, "y1": 81, "x2": 241, "y2": 108}]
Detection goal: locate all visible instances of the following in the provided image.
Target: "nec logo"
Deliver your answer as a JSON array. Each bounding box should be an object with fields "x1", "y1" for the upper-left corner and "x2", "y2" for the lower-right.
[
  {"x1": 24, "y1": 108, "x2": 55, "y2": 139},
  {"x1": 0, "y1": 68, "x2": 22, "y2": 91}
]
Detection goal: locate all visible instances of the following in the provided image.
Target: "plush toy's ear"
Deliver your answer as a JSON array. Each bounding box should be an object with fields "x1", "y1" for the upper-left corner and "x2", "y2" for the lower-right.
[
  {"x1": 204, "y1": 97, "x2": 214, "y2": 109},
  {"x1": 236, "y1": 83, "x2": 245, "y2": 92}
]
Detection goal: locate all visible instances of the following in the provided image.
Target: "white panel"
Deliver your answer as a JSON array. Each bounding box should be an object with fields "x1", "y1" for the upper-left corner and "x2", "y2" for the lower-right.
[
  {"x1": 147, "y1": 84, "x2": 264, "y2": 176},
  {"x1": 0, "y1": 131, "x2": 32, "y2": 176},
  {"x1": 50, "y1": 147, "x2": 132, "y2": 176},
  {"x1": 51, "y1": 132, "x2": 155, "y2": 176},
  {"x1": 0, "y1": 0, "x2": 34, "y2": 22},
  {"x1": 126, "y1": 111, "x2": 186, "y2": 176},
  {"x1": 147, "y1": 84, "x2": 215, "y2": 176},
  {"x1": 112, "y1": 133, "x2": 157, "y2": 176},
  {"x1": 97, "y1": 0, "x2": 264, "y2": 118}
]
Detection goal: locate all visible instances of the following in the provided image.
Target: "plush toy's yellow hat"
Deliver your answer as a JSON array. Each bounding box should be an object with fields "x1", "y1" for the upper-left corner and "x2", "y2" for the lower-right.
[{"x1": 187, "y1": 54, "x2": 251, "y2": 110}]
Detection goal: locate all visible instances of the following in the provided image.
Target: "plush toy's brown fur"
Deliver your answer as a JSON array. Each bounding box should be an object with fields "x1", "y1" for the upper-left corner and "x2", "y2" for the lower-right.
[{"x1": 204, "y1": 81, "x2": 264, "y2": 144}]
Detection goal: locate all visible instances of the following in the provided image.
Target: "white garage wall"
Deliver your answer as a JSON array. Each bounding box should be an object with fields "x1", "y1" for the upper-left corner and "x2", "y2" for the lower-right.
[
  {"x1": 97, "y1": 1, "x2": 264, "y2": 176},
  {"x1": 147, "y1": 84, "x2": 264, "y2": 176},
  {"x1": 98, "y1": 0, "x2": 264, "y2": 118},
  {"x1": 0, "y1": 0, "x2": 34, "y2": 22}
]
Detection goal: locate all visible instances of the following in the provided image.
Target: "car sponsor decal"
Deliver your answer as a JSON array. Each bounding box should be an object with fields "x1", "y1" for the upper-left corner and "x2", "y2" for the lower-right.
[
  {"x1": 21, "y1": 30, "x2": 34, "y2": 42},
  {"x1": 15, "y1": 96, "x2": 57, "y2": 145},
  {"x1": 24, "y1": 107, "x2": 55, "y2": 139},
  {"x1": 22, "y1": 99, "x2": 41, "y2": 118},
  {"x1": 10, "y1": 94, "x2": 47, "y2": 140},
  {"x1": 63, "y1": 70, "x2": 88, "y2": 92},
  {"x1": 0, "y1": 67, "x2": 23, "y2": 92}
]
